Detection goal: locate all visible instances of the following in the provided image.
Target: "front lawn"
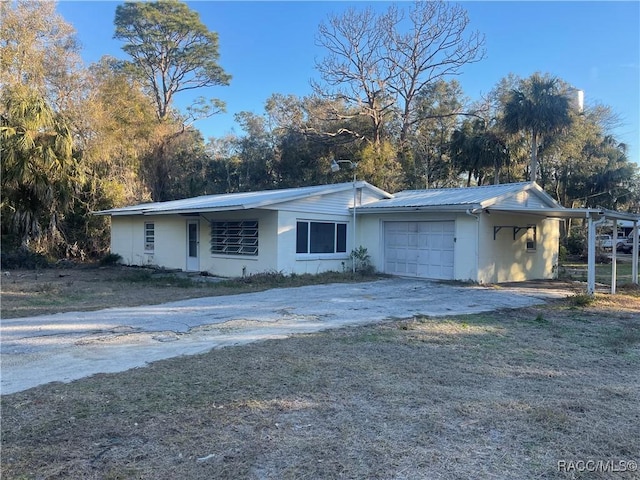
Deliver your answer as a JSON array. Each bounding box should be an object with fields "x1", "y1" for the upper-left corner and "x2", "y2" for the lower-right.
[{"x1": 2, "y1": 293, "x2": 639, "y2": 479}]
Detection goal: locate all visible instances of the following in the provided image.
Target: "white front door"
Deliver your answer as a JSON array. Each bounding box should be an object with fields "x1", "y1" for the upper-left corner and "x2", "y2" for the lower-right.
[
  {"x1": 186, "y1": 220, "x2": 200, "y2": 271},
  {"x1": 384, "y1": 221, "x2": 455, "y2": 280}
]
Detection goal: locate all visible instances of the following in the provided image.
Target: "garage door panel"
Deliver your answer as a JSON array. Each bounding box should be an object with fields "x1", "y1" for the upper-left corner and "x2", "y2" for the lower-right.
[
  {"x1": 442, "y1": 250, "x2": 454, "y2": 264},
  {"x1": 443, "y1": 235, "x2": 455, "y2": 249},
  {"x1": 430, "y1": 235, "x2": 443, "y2": 249},
  {"x1": 384, "y1": 221, "x2": 454, "y2": 280}
]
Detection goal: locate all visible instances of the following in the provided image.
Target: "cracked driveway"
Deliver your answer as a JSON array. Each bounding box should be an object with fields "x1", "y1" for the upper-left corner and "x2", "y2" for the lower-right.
[{"x1": 1, "y1": 278, "x2": 573, "y2": 394}]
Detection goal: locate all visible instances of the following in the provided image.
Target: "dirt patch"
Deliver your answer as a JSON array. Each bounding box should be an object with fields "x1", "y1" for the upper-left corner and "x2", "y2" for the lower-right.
[{"x1": 2, "y1": 293, "x2": 639, "y2": 479}]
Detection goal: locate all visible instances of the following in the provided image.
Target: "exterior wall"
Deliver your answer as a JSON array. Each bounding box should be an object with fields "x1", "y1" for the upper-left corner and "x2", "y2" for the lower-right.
[
  {"x1": 492, "y1": 190, "x2": 550, "y2": 209},
  {"x1": 266, "y1": 189, "x2": 357, "y2": 215},
  {"x1": 477, "y1": 213, "x2": 560, "y2": 283},
  {"x1": 110, "y1": 215, "x2": 186, "y2": 269},
  {"x1": 198, "y1": 210, "x2": 278, "y2": 277},
  {"x1": 357, "y1": 212, "x2": 480, "y2": 281},
  {"x1": 111, "y1": 216, "x2": 146, "y2": 266},
  {"x1": 111, "y1": 211, "x2": 278, "y2": 276},
  {"x1": 276, "y1": 210, "x2": 353, "y2": 275}
]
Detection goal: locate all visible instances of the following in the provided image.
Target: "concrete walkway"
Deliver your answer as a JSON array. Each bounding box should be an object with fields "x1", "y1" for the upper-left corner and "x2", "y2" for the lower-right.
[{"x1": 0, "y1": 278, "x2": 574, "y2": 394}]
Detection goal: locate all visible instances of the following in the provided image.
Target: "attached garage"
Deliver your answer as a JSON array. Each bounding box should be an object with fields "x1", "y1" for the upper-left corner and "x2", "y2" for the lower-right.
[
  {"x1": 384, "y1": 221, "x2": 455, "y2": 279},
  {"x1": 356, "y1": 182, "x2": 574, "y2": 284}
]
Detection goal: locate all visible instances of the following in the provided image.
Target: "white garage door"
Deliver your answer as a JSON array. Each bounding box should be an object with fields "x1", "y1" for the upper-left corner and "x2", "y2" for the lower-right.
[{"x1": 384, "y1": 221, "x2": 455, "y2": 279}]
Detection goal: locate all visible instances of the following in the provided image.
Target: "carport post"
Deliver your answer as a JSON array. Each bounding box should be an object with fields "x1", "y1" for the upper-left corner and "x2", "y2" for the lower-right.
[
  {"x1": 611, "y1": 219, "x2": 617, "y2": 295},
  {"x1": 586, "y1": 213, "x2": 606, "y2": 295},
  {"x1": 633, "y1": 221, "x2": 639, "y2": 284}
]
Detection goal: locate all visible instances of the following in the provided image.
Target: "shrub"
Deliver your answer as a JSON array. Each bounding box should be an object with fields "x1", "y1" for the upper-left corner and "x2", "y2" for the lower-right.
[
  {"x1": 0, "y1": 248, "x2": 50, "y2": 270},
  {"x1": 558, "y1": 245, "x2": 568, "y2": 262},
  {"x1": 571, "y1": 292, "x2": 595, "y2": 307},
  {"x1": 350, "y1": 246, "x2": 375, "y2": 275},
  {"x1": 99, "y1": 253, "x2": 122, "y2": 266},
  {"x1": 565, "y1": 229, "x2": 585, "y2": 256}
]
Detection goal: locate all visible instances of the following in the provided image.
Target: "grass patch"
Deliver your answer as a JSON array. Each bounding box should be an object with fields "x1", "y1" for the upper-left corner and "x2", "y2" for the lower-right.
[
  {"x1": 560, "y1": 260, "x2": 639, "y2": 287},
  {"x1": 219, "y1": 270, "x2": 380, "y2": 289},
  {"x1": 119, "y1": 269, "x2": 198, "y2": 288},
  {"x1": 603, "y1": 325, "x2": 640, "y2": 354}
]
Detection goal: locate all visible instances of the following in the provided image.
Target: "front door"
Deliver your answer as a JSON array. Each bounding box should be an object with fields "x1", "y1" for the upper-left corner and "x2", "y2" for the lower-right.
[{"x1": 186, "y1": 220, "x2": 199, "y2": 271}]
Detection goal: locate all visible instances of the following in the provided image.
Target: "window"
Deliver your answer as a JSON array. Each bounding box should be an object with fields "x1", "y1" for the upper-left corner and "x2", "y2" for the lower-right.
[
  {"x1": 526, "y1": 225, "x2": 536, "y2": 251},
  {"x1": 211, "y1": 220, "x2": 258, "y2": 256},
  {"x1": 144, "y1": 222, "x2": 154, "y2": 252},
  {"x1": 296, "y1": 221, "x2": 347, "y2": 254}
]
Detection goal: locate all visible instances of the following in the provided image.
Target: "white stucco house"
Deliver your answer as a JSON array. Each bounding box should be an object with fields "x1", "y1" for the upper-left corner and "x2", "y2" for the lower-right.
[
  {"x1": 95, "y1": 181, "x2": 599, "y2": 284},
  {"x1": 94, "y1": 182, "x2": 391, "y2": 278}
]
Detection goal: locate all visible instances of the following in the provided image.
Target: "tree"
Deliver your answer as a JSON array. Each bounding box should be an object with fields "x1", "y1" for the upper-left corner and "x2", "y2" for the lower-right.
[
  {"x1": 1, "y1": 87, "x2": 79, "y2": 248},
  {"x1": 314, "y1": 0, "x2": 484, "y2": 179},
  {"x1": 383, "y1": 2, "x2": 484, "y2": 160},
  {"x1": 413, "y1": 79, "x2": 466, "y2": 187},
  {"x1": 501, "y1": 73, "x2": 572, "y2": 183},
  {"x1": 114, "y1": 0, "x2": 230, "y2": 122},
  {"x1": 0, "y1": 0, "x2": 83, "y2": 109}
]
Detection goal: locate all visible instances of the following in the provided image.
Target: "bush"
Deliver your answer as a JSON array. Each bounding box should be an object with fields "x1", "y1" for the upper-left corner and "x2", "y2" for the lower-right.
[
  {"x1": 571, "y1": 292, "x2": 596, "y2": 307},
  {"x1": 0, "y1": 248, "x2": 50, "y2": 270},
  {"x1": 99, "y1": 253, "x2": 123, "y2": 266},
  {"x1": 558, "y1": 245, "x2": 568, "y2": 262},
  {"x1": 350, "y1": 246, "x2": 375, "y2": 275},
  {"x1": 566, "y1": 230, "x2": 585, "y2": 256}
]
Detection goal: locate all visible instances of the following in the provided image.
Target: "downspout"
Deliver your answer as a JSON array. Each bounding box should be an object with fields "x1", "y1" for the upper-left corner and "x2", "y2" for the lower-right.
[
  {"x1": 586, "y1": 212, "x2": 607, "y2": 295},
  {"x1": 466, "y1": 208, "x2": 481, "y2": 283}
]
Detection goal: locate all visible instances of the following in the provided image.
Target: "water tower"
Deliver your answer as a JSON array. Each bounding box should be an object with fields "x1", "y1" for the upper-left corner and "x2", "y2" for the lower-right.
[{"x1": 566, "y1": 87, "x2": 584, "y2": 113}]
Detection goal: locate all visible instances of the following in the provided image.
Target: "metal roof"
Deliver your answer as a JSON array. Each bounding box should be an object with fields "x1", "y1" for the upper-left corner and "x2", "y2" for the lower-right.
[
  {"x1": 94, "y1": 181, "x2": 391, "y2": 216},
  {"x1": 357, "y1": 182, "x2": 560, "y2": 213}
]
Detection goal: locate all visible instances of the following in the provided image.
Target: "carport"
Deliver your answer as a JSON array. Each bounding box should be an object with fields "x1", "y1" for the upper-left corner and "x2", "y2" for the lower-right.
[{"x1": 490, "y1": 206, "x2": 639, "y2": 295}]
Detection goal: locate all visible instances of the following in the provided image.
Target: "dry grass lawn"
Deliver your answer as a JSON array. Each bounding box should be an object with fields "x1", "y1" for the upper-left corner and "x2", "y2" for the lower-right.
[
  {"x1": 0, "y1": 265, "x2": 373, "y2": 319},
  {"x1": 1, "y1": 269, "x2": 639, "y2": 479}
]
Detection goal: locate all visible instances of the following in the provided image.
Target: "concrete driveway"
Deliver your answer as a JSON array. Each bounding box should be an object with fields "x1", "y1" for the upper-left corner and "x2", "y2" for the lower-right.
[{"x1": 1, "y1": 278, "x2": 573, "y2": 394}]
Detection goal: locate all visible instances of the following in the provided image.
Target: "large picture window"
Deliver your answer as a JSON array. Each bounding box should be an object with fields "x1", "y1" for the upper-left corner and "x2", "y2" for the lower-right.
[
  {"x1": 144, "y1": 222, "x2": 154, "y2": 252},
  {"x1": 296, "y1": 221, "x2": 347, "y2": 254},
  {"x1": 211, "y1": 220, "x2": 259, "y2": 256}
]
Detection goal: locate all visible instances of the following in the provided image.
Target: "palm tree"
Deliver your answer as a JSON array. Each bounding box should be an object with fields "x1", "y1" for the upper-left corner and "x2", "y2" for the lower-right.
[
  {"x1": 1, "y1": 87, "x2": 78, "y2": 247},
  {"x1": 450, "y1": 119, "x2": 507, "y2": 186},
  {"x1": 502, "y1": 73, "x2": 572, "y2": 183}
]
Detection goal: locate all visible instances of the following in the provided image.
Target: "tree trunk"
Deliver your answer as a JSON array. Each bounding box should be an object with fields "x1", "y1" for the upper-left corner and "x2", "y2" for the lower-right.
[{"x1": 530, "y1": 130, "x2": 538, "y2": 183}]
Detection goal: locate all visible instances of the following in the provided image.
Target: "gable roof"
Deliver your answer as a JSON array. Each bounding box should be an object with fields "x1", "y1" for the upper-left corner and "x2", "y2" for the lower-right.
[
  {"x1": 356, "y1": 182, "x2": 562, "y2": 214},
  {"x1": 94, "y1": 181, "x2": 392, "y2": 216}
]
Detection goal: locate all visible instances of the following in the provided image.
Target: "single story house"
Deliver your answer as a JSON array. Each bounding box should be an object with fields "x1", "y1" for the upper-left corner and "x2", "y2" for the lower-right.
[
  {"x1": 95, "y1": 181, "x2": 590, "y2": 284},
  {"x1": 94, "y1": 182, "x2": 391, "y2": 278}
]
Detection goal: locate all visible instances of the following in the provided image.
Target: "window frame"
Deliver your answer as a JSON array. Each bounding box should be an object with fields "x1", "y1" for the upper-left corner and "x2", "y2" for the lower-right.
[
  {"x1": 144, "y1": 222, "x2": 155, "y2": 253},
  {"x1": 296, "y1": 220, "x2": 348, "y2": 256},
  {"x1": 526, "y1": 224, "x2": 537, "y2": 251},
  {"x1": 210, "y1": 220, "x2": 259, "y2": 256}
]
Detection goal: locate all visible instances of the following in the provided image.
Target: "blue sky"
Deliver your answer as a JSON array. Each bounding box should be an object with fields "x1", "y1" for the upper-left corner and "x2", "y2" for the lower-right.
[{"x1": 57, "y1": 1, "x2": 640, "y2": 164}]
